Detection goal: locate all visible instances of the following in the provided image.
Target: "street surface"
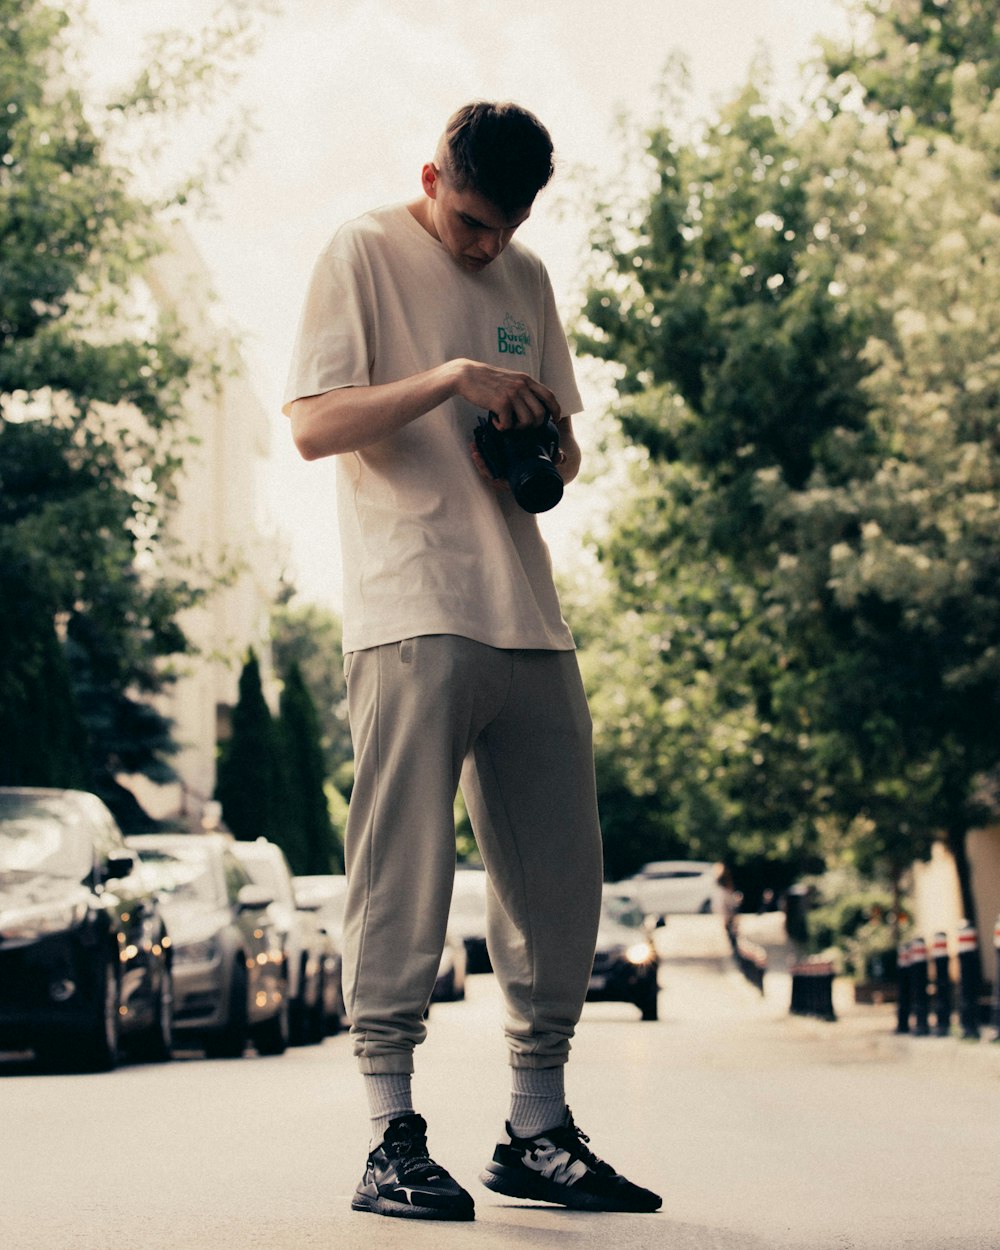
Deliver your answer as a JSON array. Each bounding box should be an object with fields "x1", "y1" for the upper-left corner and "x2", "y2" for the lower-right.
[{"x1": 3, "y1": 915, "x2": 999, "y2": 1250}]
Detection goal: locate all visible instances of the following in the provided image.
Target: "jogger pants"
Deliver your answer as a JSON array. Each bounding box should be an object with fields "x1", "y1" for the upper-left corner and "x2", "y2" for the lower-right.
[{"x1": 341, "y1": 635, "x2": 604, "y2": 1074}]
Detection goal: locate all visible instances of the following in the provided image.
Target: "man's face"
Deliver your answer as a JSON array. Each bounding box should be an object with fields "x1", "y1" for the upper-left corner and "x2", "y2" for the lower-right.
[{"x1": 421, "y1": 164, "x2": 532, "y2": 273}]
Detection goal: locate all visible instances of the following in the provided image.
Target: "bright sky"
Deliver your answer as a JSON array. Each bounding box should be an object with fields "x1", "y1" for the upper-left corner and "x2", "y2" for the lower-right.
[{"x1": 81, "y1": 0, "x2": 854, "y2": 609}]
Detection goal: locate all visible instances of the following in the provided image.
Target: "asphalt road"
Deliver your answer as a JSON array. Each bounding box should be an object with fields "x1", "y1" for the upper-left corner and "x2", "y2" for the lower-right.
[{"x1": 3, "y1": 915, "x2": 999, "y2": 1250}]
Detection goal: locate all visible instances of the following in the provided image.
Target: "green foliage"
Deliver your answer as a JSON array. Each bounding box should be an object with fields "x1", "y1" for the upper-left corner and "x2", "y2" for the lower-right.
[
  {"x1": 0, "y1": 1, "x2": 266, "y2": 828},
  {"x1": 823, "y1": 0, "x2": 1000, "y2": 142},
  {"x1": 576, "y1": 9, "x2": 1000, "y2": 897},
  {"x1": 0, "y1": 566, "x2": 89, "y2": 788},
  {"x1": 0, "y1": 0, "x2": 207, "y2": 817},
  {"x1": 216, "y1": 650, "x2": 345, "y2": 874},
  {"x1": 215, "y1": 650, "x2": 281, "y2": 843},
  {"x1": 278, "y1": 663, "x2": 342, "y2": 875},
  {"x1": 803, "y1": 869, "x2": 898, "y2": 979},
  {"x1": 270, "y1": 594, "x2": 353, "y2": 791}
]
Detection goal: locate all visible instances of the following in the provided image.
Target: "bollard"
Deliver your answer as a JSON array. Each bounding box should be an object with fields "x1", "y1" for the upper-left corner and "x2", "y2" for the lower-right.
[
  {"x1": 957, "y1": 920, "x2": 981, "y2": 1040},
  {"x1": 993, "y1": 914, "x2": 1000, "y2": 1043},
  {"x1": 908, "y1": 936, "x2": 930, "y2": 1036},
  {"x1": 790, "y1": 960, "x2": 836, "y2": 1021},
  {"x1": 931, "y1": 931, "x2": 952, "y2": 1037},
  {"x1": 895, "y1": 940, "x2": 912, "y2": 1035}
]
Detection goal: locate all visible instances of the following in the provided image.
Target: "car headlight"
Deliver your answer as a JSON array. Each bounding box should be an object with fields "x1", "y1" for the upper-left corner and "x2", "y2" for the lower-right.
[
  {"x1": 173, "y1": 937, "x2": 220, "y2": 965},
  {"x1": 625, "y1": 941, "x2": 655, "y2": 966},
  {"x1": 0, "y1": 900, "x2": 89, "y2": 941}
]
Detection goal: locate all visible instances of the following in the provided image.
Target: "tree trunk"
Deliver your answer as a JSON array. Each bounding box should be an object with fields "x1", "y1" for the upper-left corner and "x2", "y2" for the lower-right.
[{"x1": 946, "y1": 826, "x2": 978, "y2": 927}]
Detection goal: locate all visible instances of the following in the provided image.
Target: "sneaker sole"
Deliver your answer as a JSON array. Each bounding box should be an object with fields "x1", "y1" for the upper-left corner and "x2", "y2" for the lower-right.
[
  {"x1": 351, "y1": 1191, "x2": 475, "y2": 1221},
  {"x1": 480, "y1": 1163, "x2": 661, "y2": 1213}
]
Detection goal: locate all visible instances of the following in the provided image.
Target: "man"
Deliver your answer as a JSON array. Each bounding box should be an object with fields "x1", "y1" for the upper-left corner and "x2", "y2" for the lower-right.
[{"x1": 284, "y1": 101, "x2": 661, "y2": 1223}]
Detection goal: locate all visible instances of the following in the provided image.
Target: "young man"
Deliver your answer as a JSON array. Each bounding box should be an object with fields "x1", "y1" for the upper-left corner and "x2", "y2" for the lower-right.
[{"x1": 284, "y1": 101, "x2": 661, "y2": 1223}]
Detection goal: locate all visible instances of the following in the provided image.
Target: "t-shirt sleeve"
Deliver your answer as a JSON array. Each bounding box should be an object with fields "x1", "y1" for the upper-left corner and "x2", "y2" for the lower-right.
[{"x1": 281, "y1": 234, "x2": 374, "y2": 417}]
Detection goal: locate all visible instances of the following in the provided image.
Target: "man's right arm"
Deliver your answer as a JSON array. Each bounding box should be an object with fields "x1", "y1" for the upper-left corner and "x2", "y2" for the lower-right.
[{"x1": 289, "y1": 359, "x2": 561, "y2": 461}]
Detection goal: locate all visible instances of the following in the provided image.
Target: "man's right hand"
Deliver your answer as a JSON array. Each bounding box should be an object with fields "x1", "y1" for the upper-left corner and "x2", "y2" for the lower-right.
[{"x1": 453, "y1": 359, "x2": 560, "y2": 431}]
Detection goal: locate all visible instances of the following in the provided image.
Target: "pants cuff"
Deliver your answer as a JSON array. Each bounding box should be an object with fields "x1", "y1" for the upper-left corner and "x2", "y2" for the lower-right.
[{"x1": 357, "y1": 1054, "x2": 415, "y2": 1076}]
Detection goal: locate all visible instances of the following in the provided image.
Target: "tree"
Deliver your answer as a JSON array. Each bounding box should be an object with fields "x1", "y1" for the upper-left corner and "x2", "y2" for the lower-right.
[
  {"x1": 0, "y1": 0, "x2": 267, "y2": 828},
  {"x1": 215, "y1": 649, "x2": 282, "y2": 843},
  {"x1": 577, "y1": 15, "x2": 1000, "y2": 906},
  {"x1": 278, "y1": 663, "x2": 342, "y2": 874},
  {"x1": 822, "y1": 0, "x2": 1000, "y2": 142},
  {"x1": 575, "y1": 82, "x2": 869, "y2": 882},
  {"x1": 271, "y1": 594, "x2": 353, "y2": 793},
  {"x1": 0, "y1": 565, "x2": 89, "y2": 789}
]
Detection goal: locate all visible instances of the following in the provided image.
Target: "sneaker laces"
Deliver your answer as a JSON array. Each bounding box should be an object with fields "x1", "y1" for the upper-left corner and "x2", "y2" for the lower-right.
[{"x1": 385, "y1": 1122, "x2": 449, "y2": 1184}]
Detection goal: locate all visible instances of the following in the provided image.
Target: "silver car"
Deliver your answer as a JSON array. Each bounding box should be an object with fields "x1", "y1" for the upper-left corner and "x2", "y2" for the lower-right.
[
  {"x1": 293, "y1": 873, "x2": 467, "y2": 1007},
  {"x1": 230, "y1": 840, "x2": 329, "y2": 1046},
  {"x1": 127, "y1": 833, "x2": 289, "y2": 1058}
]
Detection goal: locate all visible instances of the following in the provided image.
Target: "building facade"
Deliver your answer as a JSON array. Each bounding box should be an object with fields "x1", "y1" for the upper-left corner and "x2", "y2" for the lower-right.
[{"x1": 124, "y1": 222, "x2": 279, "y2": 828}]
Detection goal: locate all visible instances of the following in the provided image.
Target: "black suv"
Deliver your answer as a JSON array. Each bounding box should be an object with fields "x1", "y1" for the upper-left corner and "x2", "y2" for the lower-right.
[{"x1": 0, "y1": 787, "x2": 174, "y2": 1070}]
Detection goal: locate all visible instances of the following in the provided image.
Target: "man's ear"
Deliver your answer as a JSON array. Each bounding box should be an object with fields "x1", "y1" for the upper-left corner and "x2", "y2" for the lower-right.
[{"x1": 420, "y1": 162, "x2": 440, "y2": 200}]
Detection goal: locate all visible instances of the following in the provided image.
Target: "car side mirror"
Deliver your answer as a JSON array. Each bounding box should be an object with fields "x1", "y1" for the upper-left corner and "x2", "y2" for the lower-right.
[
  {"x1": 104, "y1": 852, "x2": 136, "y2": 881},
  {"x1": 237, "y1": 883, "x2": 274, "y2": 912}
]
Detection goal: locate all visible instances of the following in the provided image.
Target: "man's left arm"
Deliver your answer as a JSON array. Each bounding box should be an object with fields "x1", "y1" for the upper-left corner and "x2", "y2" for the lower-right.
[{"x1": 554, "y1": 413, "x2": 582, "y2": 485}]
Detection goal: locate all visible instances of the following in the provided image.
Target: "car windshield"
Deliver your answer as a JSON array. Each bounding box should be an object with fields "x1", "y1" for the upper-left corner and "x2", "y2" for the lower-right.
[
  {"x1": 137, "y1": 845, "x2": 218, "y2": 906},
  {"x1": 0, "y1": 795, "x2": 92, "y2": 881},
  {"x1": 602, "y1": 895, "x2": 647, "y2": 929}
]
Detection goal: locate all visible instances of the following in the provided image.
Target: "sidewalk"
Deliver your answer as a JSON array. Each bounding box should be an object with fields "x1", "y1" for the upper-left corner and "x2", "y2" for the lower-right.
[{"x1": 661, "y1": 910, "x2": 1000, "y2": 1069}]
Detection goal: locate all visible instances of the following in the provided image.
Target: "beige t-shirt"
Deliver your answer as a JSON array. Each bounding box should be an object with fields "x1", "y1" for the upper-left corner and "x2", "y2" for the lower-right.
[{"x1": 283, "y1": 203, "x2": 582, "y2": 654}]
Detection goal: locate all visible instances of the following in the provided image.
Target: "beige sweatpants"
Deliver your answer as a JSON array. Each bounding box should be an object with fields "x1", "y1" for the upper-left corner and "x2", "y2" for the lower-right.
[{"x1": 341, "y1": 635, "x2": 604, "y2": 1075}]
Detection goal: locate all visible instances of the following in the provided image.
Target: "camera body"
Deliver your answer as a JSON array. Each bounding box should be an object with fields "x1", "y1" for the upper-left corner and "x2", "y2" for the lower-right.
[{"x1": 473, "y1": 412, "x2": 564, "y2": 513}]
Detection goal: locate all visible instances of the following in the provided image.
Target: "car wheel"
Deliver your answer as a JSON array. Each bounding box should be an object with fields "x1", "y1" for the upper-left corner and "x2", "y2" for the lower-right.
[
  {"x1": 253, "y1": 992, "x2": 290, "y2": 1056},
  {"x1": 204, "y1": 959, "x2": 248, "y2": 1059},
  {"x1": 308, "y1": 972, "x2": 328, "y2": 1044},
  {"x1": 637, "y1": 977, "x2": 660, "y2": 1022},
  {"x1": 326, "y1": 973, "x2": 346, "y2": 1037},
  {"x1": 72, "y1": 953, "x2": 121, "y2": 1072},
  {"x1": 433, "y1": 967, "x2": 456, "y2": 1003},
  {"x1": 129, "y1": 966, "x2": 174, "y2": 1063},
  {"x1": 289, "y1": 956, "x2": 316, "y2": 1047}
]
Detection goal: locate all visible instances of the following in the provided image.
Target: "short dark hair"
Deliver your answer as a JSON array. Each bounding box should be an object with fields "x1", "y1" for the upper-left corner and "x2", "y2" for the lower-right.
[{"x1": 439, "y1": 101, "x2": 554, "y2": 214}]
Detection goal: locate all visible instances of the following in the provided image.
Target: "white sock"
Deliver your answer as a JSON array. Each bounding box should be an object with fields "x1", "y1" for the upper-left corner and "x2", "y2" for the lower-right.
[
  {"x1": 364, "y1": 1072, "x2": 414, "y2": 1147},
  {"x1": 507, "y1": 1066, "x2": 567, "y2": 1137}
]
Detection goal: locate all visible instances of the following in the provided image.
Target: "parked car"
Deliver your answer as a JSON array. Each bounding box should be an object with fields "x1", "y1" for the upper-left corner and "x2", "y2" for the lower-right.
[
  {"x1": 290, "y1": 874, "x2": 347, "y2": 1035},
  {"x1": 587, "y1": 889, "x2": 662, "y2": 1021},
  {"x1": 618, "y1": 860, "x2": 723, "y2": 916},
  {"x1": 0, "y1": 787, "x2": 174, "y2": 1070},
  {"x1": 231, "y1": 840, "x2": 329, "y2": 1045},
  {"x1": 447, "y1": 866, "x2": 491, "y2": 973},
  {"x1": 431, "y1": 926, "x2": 468, "y2": 1004},
  {"x1": 127, "y1": 832, "x2": 289, "y2": 1058},
  {"x1": 293, "y1": 873, "x2": 467, "y2": 1006}
]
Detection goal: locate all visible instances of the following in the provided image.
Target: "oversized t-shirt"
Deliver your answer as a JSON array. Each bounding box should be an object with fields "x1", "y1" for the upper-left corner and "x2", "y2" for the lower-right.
[{"x1": 282, "y1": 203, "x2": 583, "y2": 654}]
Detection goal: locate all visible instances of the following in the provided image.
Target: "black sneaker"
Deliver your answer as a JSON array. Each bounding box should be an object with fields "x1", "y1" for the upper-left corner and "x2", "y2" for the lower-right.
[
  {"x1": 480, "y1": 1110, "x2": 662, "y2": 1213},
  {"x1": 351, "y1": 1113, "x2": 475, "y2": 1221}
]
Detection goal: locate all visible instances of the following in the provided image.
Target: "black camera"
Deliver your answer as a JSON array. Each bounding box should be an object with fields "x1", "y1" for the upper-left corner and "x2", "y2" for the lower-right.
[{"x1": 473, "y1": 411, "x2": 564, "y2": 514}]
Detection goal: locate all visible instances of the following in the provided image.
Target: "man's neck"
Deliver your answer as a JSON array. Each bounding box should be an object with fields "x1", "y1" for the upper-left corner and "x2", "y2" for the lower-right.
[{"x1": 407, "y1": 198, "x2": 438, "y2": 240}]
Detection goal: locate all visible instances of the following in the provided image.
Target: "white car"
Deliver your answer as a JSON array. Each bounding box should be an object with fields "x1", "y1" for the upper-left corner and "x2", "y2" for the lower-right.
[{"x1": 618, "y1": 861, "x2": 723, "y2": 917}]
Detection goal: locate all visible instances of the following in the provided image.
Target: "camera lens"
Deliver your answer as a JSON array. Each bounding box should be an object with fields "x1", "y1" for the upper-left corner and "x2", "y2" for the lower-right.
[{"x1": 509, "y1": 458, "x2": 564, "y2": 513}]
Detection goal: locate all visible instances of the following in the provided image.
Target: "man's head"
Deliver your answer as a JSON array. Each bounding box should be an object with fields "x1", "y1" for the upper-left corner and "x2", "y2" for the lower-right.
[
  {"x1": 416, "y1": 101, "x2": 555, "y2": 272},
  {"x1": 437, "y1": 101, "x2": 554, "y2": 214}
]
